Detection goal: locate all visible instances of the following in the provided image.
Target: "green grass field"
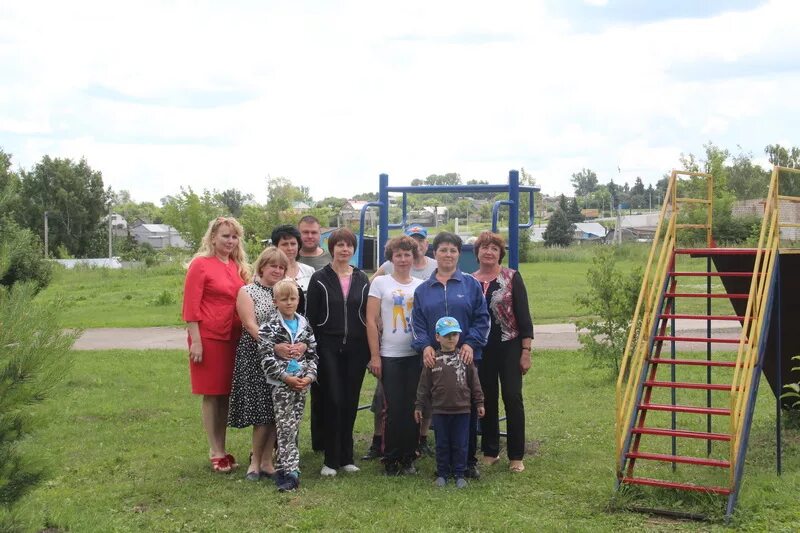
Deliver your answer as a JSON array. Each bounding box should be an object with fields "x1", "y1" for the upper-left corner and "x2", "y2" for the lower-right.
[
  {"x1": 13, "y1": 349, "x2": 800, "y2": 531},
  {"x1": 37, "y1": 245, "x2": 651, "y2": 328}
]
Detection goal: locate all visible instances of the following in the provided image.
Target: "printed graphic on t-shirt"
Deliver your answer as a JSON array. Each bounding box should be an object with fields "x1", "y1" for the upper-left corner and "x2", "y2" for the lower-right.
[{"x1": 391, "y1": 289, "x2": 413, "y2": 333}]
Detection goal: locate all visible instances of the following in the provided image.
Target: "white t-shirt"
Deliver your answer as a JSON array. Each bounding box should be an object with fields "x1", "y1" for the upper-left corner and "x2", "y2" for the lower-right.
[
  {"x1": 292, "y1": 262, "x2": 315, "y2": 292},
  {"x1": 380, "y1": 256, "x2": 437, "y2": 280},
  {"x1": 368, "y1": 274, "x2": 423, "y2": 358}
]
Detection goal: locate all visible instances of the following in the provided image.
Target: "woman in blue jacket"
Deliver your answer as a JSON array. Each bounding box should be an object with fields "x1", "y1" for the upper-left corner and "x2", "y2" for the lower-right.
[{"x1": 411, "y1": 231, "x2": 490, "y2": 479}]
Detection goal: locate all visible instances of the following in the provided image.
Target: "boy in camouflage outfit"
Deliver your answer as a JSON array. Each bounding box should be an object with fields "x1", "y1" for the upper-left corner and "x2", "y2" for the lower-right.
[{"x1": 260, "y1": 280, "x2": 318, "y2": 492}]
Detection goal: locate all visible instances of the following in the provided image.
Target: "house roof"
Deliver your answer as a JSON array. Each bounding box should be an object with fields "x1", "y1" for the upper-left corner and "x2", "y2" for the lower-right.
[{"x1": 138, "y1": 224, "x2": 178, "y2": 233}]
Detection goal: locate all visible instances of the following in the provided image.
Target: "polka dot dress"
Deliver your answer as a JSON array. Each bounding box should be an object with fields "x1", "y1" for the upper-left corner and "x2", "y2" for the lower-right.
[{"x1": 228, "y1": 280, "x2": 276, "y2": 428}]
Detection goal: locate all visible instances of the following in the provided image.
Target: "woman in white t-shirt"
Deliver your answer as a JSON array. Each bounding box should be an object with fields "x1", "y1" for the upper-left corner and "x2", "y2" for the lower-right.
[{"x1": 366, "y1": 236, "x2": 424, "y2": 475}]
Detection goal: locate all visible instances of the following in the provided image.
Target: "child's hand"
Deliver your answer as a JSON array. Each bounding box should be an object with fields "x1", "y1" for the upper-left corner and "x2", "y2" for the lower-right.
[
  {"x1": 298, "y1": 377, "x2": 312, "y2": 390},
  {"x1": 477, "y1": 406, "x2": 485, "y2": 418},
  {"x1": 414, "y1": 409, "x2": 423, "y2": 423},
  {"x1": 284, "y1": 376, "x2": 304, "y2": 391}
]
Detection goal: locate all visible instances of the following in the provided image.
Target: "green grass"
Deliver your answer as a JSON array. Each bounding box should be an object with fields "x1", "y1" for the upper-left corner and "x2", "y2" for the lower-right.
[
  {"x1": 37, "y1": 245, "x2": 653, "y2": 328},
  {"x1": 12, "y1": 349, "x2": 800, "y2": 531}
]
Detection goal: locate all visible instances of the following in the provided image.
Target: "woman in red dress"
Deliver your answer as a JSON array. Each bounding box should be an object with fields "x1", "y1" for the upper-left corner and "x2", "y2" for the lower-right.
[{"x1": 182, "y1": 216, "x2": 251, "y2": 472}]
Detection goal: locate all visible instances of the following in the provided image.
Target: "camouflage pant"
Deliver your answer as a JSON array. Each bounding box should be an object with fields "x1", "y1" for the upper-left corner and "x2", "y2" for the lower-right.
[{"x1": 271, "y1": 385, "x2": 307, "y2": 474}]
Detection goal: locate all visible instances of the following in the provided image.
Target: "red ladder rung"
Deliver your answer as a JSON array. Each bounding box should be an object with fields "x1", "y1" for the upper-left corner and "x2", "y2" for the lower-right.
[
  {"x1": 670, "y1": 271, "x2": 756, "y2": 277},
  {"x1": 649, "y1": 358, "x2": 736, "y2": 368},
  {"x1": 639, "y1": 403, "x2": 731, "y2": 416},
  {"x1": 653, "y1": 335, "x2": 741, "y2": 344},
  {"x1": 664, "y1": 292, "x2": 749, "y2": 299},
  {"x1": 625, "y1": 451, "x2": 730, "y2": 468},
  {"x1": 621, "y1": 476, "x2": 731, "y2": 495},
  {"x1": 659, "y1": 313, "x2": 747, "y2": 321},
  {"x1": 644, "y1": 380, "x2": 733, "y2": 391},
  {"x1": 631, "y1": 427, "x2": 731, "y2": 441},
  {"x1": 674, "y1": 248, "x2": 758, "y2": 256}
]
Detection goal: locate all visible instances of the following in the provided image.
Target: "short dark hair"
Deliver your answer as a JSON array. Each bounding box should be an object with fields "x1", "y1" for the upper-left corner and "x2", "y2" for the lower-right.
[
  {"x1": 384, "y1": 235, "x2": 419, "y2": 262},
  {"x1": 298, "y1": 215, "x2": 320, "y2": 226},
  {"x1": 327, "y1": 227, "x2": 358, "y2": 255},
  {"x1": 432, "y1": 231, "x2": 462, "y2": 253},
  {"x1": 473, "y1": 231, "x2": 506, "y2": 263},
  {"x1": 271, "y1": 225, "x2": 302, "y2": 258}
]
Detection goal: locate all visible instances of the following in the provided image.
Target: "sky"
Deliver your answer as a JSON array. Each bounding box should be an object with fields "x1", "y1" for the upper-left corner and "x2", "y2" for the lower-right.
[{"x1": 1, "y1": 0, "x2": 798, "y2": 204}]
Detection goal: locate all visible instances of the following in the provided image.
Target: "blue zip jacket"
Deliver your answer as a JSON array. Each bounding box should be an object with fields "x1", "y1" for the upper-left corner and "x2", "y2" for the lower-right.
[{"x1": 411, "y1": 269, "x2": 490, "y2": 360}]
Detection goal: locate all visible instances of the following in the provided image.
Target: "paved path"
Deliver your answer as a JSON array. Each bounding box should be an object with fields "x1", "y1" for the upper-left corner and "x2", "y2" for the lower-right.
[{"x1": 73, "y1": 320, "x2": 742, "y2": 351}]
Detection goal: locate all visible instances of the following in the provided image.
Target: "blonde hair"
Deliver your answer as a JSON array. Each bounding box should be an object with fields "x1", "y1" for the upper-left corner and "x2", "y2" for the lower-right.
[
  {"x1": 273, "y1": 279, "x2": 300, "y2": 300},
  {"x1": 191, "y1": 217, "x2": 251, "y2": 282},
  {"x1": 253, "y1": 246, "x2": 289, "y2": 279}
]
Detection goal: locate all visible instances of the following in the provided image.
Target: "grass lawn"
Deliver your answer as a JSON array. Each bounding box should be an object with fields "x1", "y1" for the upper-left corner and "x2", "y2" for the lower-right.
[
  {"x1": 37, "y1": 246, "x2": 652, "y2": 328},
  {"x1": 13, "y1": 349, "x2": 800, "y2": 531}
]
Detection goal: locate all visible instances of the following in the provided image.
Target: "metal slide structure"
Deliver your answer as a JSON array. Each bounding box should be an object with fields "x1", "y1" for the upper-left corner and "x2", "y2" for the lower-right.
[{"x1": 615, "y1": 166, "x2": 800, "y2": 518}]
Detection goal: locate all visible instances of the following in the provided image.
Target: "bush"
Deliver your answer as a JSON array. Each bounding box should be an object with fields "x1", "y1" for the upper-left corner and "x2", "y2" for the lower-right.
[
  {"x1": 575, "y1": 246, "x2": 642, "y2": 375},
  {"x1": 0, "y1": 281, "x2": 76, "y2": 529},
  {"x1": 152, "y1": 289, "x2": 176, "y2": 306},
  {"x1": 0, "y1": 219, "x2": 52, "y2": 292}
]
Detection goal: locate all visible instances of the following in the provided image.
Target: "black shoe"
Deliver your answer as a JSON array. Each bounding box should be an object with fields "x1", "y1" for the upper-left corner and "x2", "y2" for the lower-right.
[
  {"x1": 362, "y1": 446, "x2": 383, "y2": 461},
  {"x1": 401, "y1": 463, "x2": 418, "y2": 475},
  {"x1": 465, "y1": 465, "x2": 480, "y2": 479},
  {"x1": 277, "y1": 472, "x2": 300, "y2": 492},
  {"x1": 383, "y1": 462, "x2": 401, "y2": 476},
  {"x1": 245, "y1": 470, "x2": 261, "y2": 481}
]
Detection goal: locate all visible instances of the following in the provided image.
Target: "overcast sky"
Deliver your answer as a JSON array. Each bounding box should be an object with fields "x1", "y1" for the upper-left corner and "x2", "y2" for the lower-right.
[{"x1": 1, "y1": 0, "x2": 798, "y2": 204}]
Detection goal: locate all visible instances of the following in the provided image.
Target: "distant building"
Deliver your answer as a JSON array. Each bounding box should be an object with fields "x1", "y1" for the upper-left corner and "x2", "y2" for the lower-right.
[
  {"x1": 130, "y1": 222, "x2": 190, "y2": 249},
  {"x1": 108, "y1": 213, "x2": 129, "y2": 238}
]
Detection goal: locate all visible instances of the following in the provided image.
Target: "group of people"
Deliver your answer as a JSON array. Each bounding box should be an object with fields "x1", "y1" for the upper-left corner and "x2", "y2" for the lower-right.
[{"x1": 182, "y1": 214, "x2": 533, "y2": 491}]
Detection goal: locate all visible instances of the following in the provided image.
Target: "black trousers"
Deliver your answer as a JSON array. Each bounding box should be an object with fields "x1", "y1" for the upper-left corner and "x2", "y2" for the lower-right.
[
  {"x1": 310, "y1": 381, "x2": 324, "y2": 451},
  {"x1": 479, "y1": 337, "x2": 526, "y2": 460},
  {"x1": 381, "y1": 355, "x2": 421, "y2": 465},
  {"x1": 317, "y1": 335, "x2": 369, "y2": 469}
]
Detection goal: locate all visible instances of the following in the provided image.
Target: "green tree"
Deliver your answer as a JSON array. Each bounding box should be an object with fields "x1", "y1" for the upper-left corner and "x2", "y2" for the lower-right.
[
  {"x1": 160, "y1": 187, "x2": 225, "y2": 249},
  {"x1": 567, "y1": 197, "x2": 584, "y2": 223},
  {"x1": 264, "y1": 176, "x2": 312, "y2": 228},
  {"x1": 728, "y1": 150, "x2": 770, "y2": 200},
  {"x1": 765, "y1": 144, "x2": 800, "y2": 168},
  {"x1": 575, "y1": 247, "x2": 642, "y2": 375},
  {"x1": 0, "y1": 149, "x2": 22, "y2": 224},
  {"x1": 215, "y1": 188, "x2": 253, "y2": 218},
  {"x1": 570, "y1": 168, "x2": 598, "y2": 197},
  {"x1": 542, "y1": 207, "x2": 574, "y2": 247},
  {"x1": 19, "y1": 156, "x2": 108, "y2": 258}
]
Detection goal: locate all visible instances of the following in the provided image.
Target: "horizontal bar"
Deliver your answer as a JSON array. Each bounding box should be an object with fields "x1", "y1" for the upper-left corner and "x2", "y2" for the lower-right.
[
  {"x1": 777, "y1": 195, "x2": 800, "y2": 203},
  {"x1": 644, "y1": 380, "x2": 734, "y2": 391},
  {"x1": 621, "y1": 477, "x2": 731, "y2": 495},
  {"x1": 664, "y1": 292, "x2": 749, "y2": 299},
  {"x1": 675, "y1": 198, "x2": 711, "y2": 204},
  {"x1": 653, "y1": 336, "x2": 741, "y2": 344},
  {"x1": 659, "y1": 314, "x2": 746, "y2": 321},
  {"x1": 631, "y1": 427, "x2": 731, "y2": 441},
  {"x1": 385, "y1": 184, "x2": 540, "y2": 194},
  {"x1": 670, "y1": 272, "x2": 755, "y2": 277},
  {"x1": 778, "y1": 222, "x2": 800, "y2": 228},
  {"x1": 649, "y1": 358, "x2": 736, "y2": 368},
  {"x1": 639, "y1": 403, "x2": 731, "y2": 416},
  {"x1": 626, "y1": 452, "x2": 730, "y2": 468},
  {"x1": 675, "y1": 248, "x2": 758, "y2": 255}
]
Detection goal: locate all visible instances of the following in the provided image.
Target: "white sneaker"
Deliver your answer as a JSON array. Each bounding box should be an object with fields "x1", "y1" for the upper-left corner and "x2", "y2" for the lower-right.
[
  {"x1": 320, "y1": 465, "x2": 337, "y2": 477},
  {"x1": 341, "y1": 464, "x2": 360, "y2": 473}
]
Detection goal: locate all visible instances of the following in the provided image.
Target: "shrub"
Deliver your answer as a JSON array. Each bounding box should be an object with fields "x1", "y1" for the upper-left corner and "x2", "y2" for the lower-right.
[
  {"x1": 152, "y1": 289, "x2": 176, "y2": 306},
  {"x1": 0, "y1": 219, "x2": 52, "y2": 292},
  {"x1": 575, "y1": 246, "x2": 642, "y2": 375}
]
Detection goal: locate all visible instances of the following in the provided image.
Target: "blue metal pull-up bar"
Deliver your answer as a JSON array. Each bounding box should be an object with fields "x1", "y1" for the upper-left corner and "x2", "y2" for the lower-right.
[{"x1": 357, "y1": 170, "x2": 539, "y2": 270}]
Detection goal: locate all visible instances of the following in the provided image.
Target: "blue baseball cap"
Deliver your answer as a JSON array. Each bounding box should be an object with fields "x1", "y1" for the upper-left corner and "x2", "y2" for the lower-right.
[
  {"x1": 435, "y1": 316, "x2": 462, "y2": 336},
  {"x1": 404, "y1": 225, "x2": 428, "y2": 238}
]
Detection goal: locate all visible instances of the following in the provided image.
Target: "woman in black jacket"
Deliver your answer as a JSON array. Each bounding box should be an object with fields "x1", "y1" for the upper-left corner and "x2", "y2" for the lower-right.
[{"x1": 305, "y1": 228, "x2": 370, "y2": 476}]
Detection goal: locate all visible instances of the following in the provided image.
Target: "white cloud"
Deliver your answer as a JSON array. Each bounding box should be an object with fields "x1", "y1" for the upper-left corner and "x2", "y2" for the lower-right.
[{"x1": 1, "y1": 0, "x2": 799, "y2": 204}]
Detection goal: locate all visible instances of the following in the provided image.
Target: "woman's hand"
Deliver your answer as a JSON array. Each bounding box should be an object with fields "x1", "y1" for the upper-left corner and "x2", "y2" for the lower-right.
[
  {"x1": 189, "y1": 340, "x2": 203, "y2": 363},
  {"x1": 520, "y1": 351, "x2": 532, "y2": 375},
  {"x1": 414, "y1": 409, "x2": 423, "y2": 423},
  {"x1": 275, "y1": 343, "x2": 306, "y2": 360},
  {"x1": 369, "y1": 356, "x2": 382, "y2": 379},
  {"x1": 284, "y1": 375, "x2": 305, "y2": 391},
  {"x1": 423, "y1": 346, "x2": 437, "y2": 368},
  {"x1": 459, "y1": 344, "x2": 474, "y2": 365}
]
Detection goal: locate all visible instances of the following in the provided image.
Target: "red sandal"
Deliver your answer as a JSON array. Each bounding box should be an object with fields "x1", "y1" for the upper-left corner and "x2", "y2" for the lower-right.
[
  {"x1": 225, "y1": 454, "x2": 238, "y2": 469},
  {"x1": 210, "y1": 455, "x2": 232, "y2": 473}
]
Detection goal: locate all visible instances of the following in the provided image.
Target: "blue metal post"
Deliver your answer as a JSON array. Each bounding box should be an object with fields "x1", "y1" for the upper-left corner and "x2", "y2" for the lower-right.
[
  {"x1": 509, "y1": 170, "x2": 520, "y2": 270},
  {"x1": 379, "y1": 173, "x2": 389, "y2": 268}
]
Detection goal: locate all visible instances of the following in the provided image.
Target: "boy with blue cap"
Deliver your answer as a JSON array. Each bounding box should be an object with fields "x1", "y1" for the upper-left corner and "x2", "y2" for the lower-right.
[{"x1": 414, "y1": 316, "x2": 484, "y2": 488}]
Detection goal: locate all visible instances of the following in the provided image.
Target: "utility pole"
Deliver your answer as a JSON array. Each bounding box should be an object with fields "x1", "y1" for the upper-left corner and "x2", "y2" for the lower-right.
[
  {"x1": 108, "y1": 209, "x2": 113, "y2": 258},
  {"x1": 43, "y1": 211, "x2": 49, "y2": 258}
]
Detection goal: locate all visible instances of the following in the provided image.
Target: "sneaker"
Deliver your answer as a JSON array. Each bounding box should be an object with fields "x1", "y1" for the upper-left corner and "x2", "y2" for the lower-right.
[
  {"x1": 455, "y1": 477, "x2": 467, "y2": 489},
  {"x1": 341, "y1": 464, "x2": 360, "y2": 473},
  {"x1": 417, "y1": 441, "x2": 434, "y2": 458},
  {"x1": 361, "y1": 446, "x2": 383, "y2": 461},
  {"x1": 400, "y1": 464, "x2": 418, "y2": 476},
  {"x1": 435, "y1": 476, "x2": 447, "y2": 487},
  {"x1": 320, "y1": 465, "x2": 337, "y2": 477},
  {"x1": 278, "y1": 472, "x2": 300, "y2": 492},
  {"x1": 465, "y1": 465, "x2": 480, "y2": 479}
]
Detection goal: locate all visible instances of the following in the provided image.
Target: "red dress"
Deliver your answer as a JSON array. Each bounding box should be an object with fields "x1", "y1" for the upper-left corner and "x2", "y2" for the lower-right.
[{"x1": 182, "y1": 256, "x2": 246, "y2": 395}]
